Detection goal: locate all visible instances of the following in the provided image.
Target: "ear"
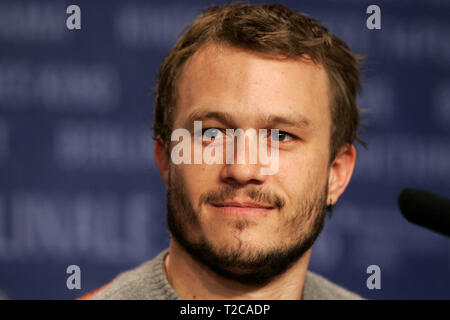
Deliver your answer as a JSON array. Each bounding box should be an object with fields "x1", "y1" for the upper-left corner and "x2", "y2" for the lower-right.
[
  {"x1": 154, "y1": 138, "x2": 170, "y2": 189},
  {"x1": 327, "y1": 144, "x2": 357, "y2": 206}
]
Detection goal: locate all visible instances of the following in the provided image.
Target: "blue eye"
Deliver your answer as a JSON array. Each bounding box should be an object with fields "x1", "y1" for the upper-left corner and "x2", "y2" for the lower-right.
[
  {"x1": 270, "y1": 130, "x2": 295, "y2": 142},
  {"x1": 202, "y1": 128, "x2": 223, "y2": 140}
]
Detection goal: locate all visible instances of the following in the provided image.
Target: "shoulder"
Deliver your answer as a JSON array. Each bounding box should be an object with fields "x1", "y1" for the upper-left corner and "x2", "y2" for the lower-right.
[
  {"x1": 83, "y1": 249, "x2": 179, "y2": 300},
  {"x1": 302, "y1": 271, "x2": 365, "y2": 300}
]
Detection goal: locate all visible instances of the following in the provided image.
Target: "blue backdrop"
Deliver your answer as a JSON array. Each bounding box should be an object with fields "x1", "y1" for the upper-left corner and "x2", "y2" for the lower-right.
[{"x1": 0, "y1": 0, "x2": 449, "y2": 299}]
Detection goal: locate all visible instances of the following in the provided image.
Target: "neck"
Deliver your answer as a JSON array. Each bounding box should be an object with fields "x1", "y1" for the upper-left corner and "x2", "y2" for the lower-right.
[{"x1": 164, "y1": 239, "x2": 312, "y2": 300}]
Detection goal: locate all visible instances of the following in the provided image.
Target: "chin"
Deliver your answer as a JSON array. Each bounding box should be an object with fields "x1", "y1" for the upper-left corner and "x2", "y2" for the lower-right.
[
  {"x1": 204, "y1": 219, "x2": 264, "y2": 243},
  {"x1": 209, "y1": 232, "x2": 270, "y2": 255}
]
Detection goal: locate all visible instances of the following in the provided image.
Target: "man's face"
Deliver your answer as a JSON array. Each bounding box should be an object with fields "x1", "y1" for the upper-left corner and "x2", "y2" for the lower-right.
[{"x1": 165, "y1": 43, "x2": 333, "y2": 285}]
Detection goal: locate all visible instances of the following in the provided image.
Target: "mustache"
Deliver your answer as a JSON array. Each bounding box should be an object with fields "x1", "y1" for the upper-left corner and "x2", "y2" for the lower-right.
[{"x1": 199, "y1": 186, "x2": 285, "y2": 210}]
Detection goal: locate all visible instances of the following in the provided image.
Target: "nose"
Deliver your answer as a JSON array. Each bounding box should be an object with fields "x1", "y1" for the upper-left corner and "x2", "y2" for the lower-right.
[{"x1": 219, "y1": 132, "x2": 270, "y2": 187}]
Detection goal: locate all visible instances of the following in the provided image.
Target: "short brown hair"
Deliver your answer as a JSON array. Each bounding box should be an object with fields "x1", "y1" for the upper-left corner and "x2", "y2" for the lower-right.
[{"x1": 152, "y1": 2, "x2": 366, "y2": 162}]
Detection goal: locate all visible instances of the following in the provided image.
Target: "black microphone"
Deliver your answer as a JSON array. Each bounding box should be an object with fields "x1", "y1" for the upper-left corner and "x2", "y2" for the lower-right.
[{"x1": 398, "y1": 188, "x2": 450, "y2": 237}]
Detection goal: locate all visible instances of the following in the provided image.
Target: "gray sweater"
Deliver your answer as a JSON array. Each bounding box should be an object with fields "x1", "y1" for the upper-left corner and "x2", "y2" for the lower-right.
[{"x1": 89, "y1": 249, "x2": 363, "y2": 300}]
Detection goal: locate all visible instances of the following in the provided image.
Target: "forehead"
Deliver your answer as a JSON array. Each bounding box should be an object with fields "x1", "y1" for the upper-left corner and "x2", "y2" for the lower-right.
[{"x1": 174, "y1": 43, "x2": 331, "y2": 130}]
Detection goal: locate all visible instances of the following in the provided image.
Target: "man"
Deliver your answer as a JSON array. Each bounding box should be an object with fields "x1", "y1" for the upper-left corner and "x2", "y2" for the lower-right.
[{"x1": 84, "y1": 3, "x2": 366, "y2": 300}]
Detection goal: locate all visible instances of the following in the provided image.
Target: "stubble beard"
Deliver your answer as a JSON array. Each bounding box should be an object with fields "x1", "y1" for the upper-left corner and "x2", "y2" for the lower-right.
[{"x1": 166, "y1": 165, "x2": 329, "y2": 287}]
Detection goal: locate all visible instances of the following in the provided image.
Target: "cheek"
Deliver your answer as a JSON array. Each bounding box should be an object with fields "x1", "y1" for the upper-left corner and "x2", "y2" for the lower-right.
[
  {"x1": 176, "y1": 163, "x2": 218, "y2": 204},
  {"x1": 276, "y1": 156, "x2": 306, "y2": 201},
  {"x1": 277, "y1": 148, "x2": 329, "y2": 198}
]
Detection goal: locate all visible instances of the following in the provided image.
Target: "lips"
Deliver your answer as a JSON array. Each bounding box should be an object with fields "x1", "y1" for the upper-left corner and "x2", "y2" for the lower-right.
[
  {"x1": 212, "y1": 201, "x2": 273, "y2": 209},
  {"x1": 210, "y1": 201, "x2": 274, "y2": 217}
]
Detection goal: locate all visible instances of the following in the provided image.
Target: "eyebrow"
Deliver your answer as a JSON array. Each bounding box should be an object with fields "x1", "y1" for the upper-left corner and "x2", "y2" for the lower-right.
[
  {"x1": 262, "y1": 114, "x2": 311, "y2": 129},
  {"x1": 184, "y1": 110, "x2": 312, "y2": 130}
]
